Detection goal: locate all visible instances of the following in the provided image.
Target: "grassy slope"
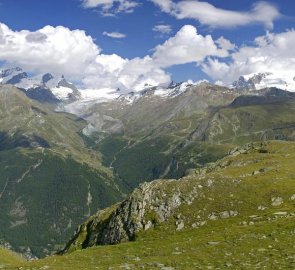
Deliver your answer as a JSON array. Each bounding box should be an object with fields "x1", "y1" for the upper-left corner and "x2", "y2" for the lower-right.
[
  {"x1": 10, "y1": 218, "x2": 295, "y2": 269},
  {"x1": 0, "y1": 247, "x2": 24, "y2": 268},
  {"x1": 5, "y1": 140, "x2": 295, "y2": 269}
]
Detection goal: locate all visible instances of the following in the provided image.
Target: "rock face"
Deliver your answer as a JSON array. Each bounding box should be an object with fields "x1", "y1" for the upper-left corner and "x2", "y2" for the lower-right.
[
  {"x1": 233, "y1": 76, "x2": 256, "y2": 90},
  {"x1": 6, "y1": 72, "x2": 28, "y2": 85},
  {"x1": 61, "y1": 179, "x2": 187, "y2": 252}
]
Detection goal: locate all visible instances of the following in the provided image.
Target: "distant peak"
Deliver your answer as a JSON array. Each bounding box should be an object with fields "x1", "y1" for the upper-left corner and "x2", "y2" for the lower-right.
[
  {"x1": 42, "y1": 73, "x2": 54, "y2": 84},
  {"x1": 231, "y1": 72, "x2": 295, "y2": 92},
  {"x1": 0, "y1": 67, "x2": 23, "y2": 78}
]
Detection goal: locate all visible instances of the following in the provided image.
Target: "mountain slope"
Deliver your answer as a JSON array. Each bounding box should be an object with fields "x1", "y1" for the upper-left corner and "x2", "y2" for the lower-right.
[
  {"x1": 7, "y1": 140, "x2": 295, "y2": 269},
  {"x1": 0, "y1": 85, "x2": 124, "y2": 257},
  {"x1": 79, "y1": 86, "x2": 295, "y2": 190},
  {"x1": 79, "y1": 84, "x2": 241, "y2": 188},
  {"x1": 62, "y1": 140, "x2": 295, "y2": 250}
]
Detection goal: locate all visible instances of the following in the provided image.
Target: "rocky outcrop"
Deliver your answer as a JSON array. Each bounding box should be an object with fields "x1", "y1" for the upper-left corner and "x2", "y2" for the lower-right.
[
  {"x1": 61, "y1": 142, "x2": 268, "y2": 254},
  {"x1": 60, "y1": 140, "x2": 295, "y2": 258},
  {"x1": 62, "y1": 143, "x2": 266, "y2": 254},
  {"x1": 60, "y1": 178, "x2": 192, "y2": 253}
]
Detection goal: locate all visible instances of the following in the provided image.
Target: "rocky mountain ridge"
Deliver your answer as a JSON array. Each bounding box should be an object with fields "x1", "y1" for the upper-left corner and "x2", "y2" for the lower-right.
[
  {"x1": 2, "y1": 67, "x2": 295, "y2": 111},
  {"x1": 0, "y1": 67, "x2": 80, "y2": 103},
  {"x1": 232, "y1": 72, "x2": 295, "y2": 91}
]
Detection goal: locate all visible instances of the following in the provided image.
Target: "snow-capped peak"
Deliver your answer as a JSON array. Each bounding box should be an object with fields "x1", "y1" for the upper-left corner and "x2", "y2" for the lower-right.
[
  {"x1": 232, "y1": 72, "x2": 295, "y2": 91},
  {"x1": 0, "y1": 67, "x2": 81, "y2": 102},
  {"x1": 0, "y1": 67, "x2": 26, "y2": 84}
]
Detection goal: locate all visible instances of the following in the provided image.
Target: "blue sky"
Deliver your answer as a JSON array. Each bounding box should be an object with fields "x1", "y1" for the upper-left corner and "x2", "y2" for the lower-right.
[{"x1": 0, "y1": 0, "x2": 294, "y2": 90}]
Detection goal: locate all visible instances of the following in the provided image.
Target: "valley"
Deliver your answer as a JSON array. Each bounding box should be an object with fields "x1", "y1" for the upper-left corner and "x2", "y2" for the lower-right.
[{"x1": 0, "y1": 68, "x2": 295, "y2": 265}]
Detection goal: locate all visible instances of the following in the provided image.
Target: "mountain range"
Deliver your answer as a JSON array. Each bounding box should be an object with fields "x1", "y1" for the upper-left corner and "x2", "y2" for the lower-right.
[
  {"x1": 0, "y1": 67, "x2": 295, "y2": 260},
  {"x1": 1, "y1": 67, "x2": 295, "y2": 105}
]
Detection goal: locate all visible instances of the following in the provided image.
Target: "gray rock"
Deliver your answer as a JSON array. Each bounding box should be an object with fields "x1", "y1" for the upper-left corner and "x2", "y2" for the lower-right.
[
  {"x1": 176, "y1": 220, "x2": 185, "y2": 231},
  {"x1": 207, "y1": 241, "x2": 220, "y2": 245},
  {"x1": 208, "y1": 213, "x2": 218, "y2": 220},
  {"x1": 273, "y1": 212, "x2": 288, "y2": 216},
  {"x1": 220, "y1": 211, "x2": 230, "y2": 219},
  {"x1": 271, "y1": 197, "x2": 283, "y2": 206}
]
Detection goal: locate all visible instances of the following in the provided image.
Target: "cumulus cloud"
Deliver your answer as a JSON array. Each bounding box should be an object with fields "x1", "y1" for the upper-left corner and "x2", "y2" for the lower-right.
[
  {"x1": 151, "y1": 0, "x2": 281, "y2": 29},
  {"x1": 82, "y1": 0, "x2": 138, "y2": 15},
  {"x1": 152, "y1": 25, "x2": 229, "y2": 68},
  {"x1": 118, "y1": 56, "x2": 171, "y2": 90},
  {"x1": 0, "y1": 23, "x2": 100, "y2": 77},
  {"x1": 103, "y1": 31, "x2": 126, "y2": 38},
  {"x1": 153, "y1": 24, "x2": 172, "y2": 35},
  {"x1": 0, "y1": 22, "x2": 233, "y2": 91},
  {"x1": 82, "y1": 54, "x2": 127, "y2": 88},
  {"x1": 202, "y1": 30, "x2": 295, "y2": 86}
]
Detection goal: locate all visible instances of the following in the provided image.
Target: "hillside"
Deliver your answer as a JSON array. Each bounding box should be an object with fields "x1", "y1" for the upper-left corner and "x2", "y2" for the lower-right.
[
  {"x1": 0, "y1": 85, "x2": 124, "y2": 257},
  {"x1": 81, "y1": 86, "x2": 295, "y2": 189},
  {"x1": 3, "y1": 140, "x2": 295, "y2": 269}
]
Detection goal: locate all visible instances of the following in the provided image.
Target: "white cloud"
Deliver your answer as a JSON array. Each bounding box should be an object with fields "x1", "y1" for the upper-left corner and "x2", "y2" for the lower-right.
[
  {"x1": 0, "y1": 22, "x2": 232, "y2": 92},
  {"x1": 103, "y1": 31, "x2": 126, "y2": 38},
  {"x1": 152, "y1": 25, "x2": 229, "y2": 68},
  {"x1": 216, "y1": 36, "x2": 236, "y2": 51},
  {"x1": 153, "y1": 24, "x2": 172, "y2": 35},
  {"x1": 151, "y1": 0, "x2": 281, "y2": 29},
  {"x1": 151, "y1": 0, "x2": 173, "y2": 13},
  {"x1": 0, "y1": 23, "x2": 100, "y2": 77},
  {"x1": 82, "y1": 54, "x2": 127, "y2": 89},
  {"x1": 202, "y1": 30, "x2": 295, "y2": 87},
  {"x1": 118, "y1": 56, "x2": 171, "y2": 90},
  {"x1": 82, "y1": 0, "x2": 138, "y2": 15}
]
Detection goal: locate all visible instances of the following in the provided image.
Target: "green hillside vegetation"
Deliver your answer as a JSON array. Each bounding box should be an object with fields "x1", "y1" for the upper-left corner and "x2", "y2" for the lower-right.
[
  {"x1": 84, "y1": 85, "x2": 242, "y2": 189},
  {"x1": 3, "y1": 140, "x2": 294, "y2": 269},
  {"x1": 0, "y1": 149, "x2": 121, "y2": 257},
  {"x1": 0, "y1": 85, "x2": 124, "y2": 257}
]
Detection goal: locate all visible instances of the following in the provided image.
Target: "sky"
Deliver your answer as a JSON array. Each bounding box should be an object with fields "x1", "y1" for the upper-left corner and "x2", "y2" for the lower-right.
[{"x1": 0, "y1": 0, "x2": 294, "y2": 91}]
